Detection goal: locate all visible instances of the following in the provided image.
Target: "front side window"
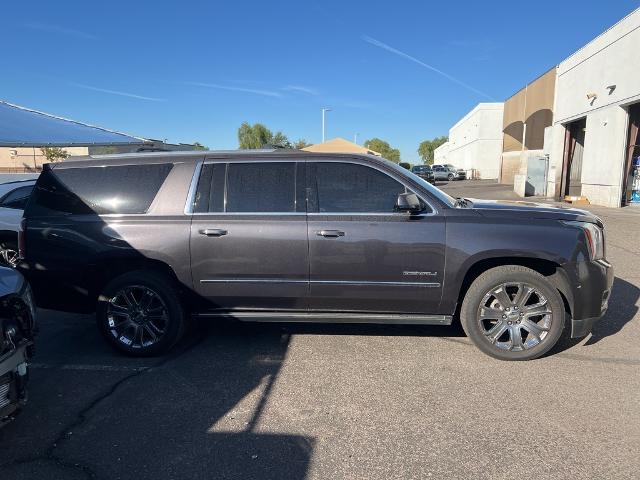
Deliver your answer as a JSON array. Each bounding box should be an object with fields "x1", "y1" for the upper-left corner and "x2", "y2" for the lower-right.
[{"x1": 310, "y1": 162, "x2": 406, "y2": 213}]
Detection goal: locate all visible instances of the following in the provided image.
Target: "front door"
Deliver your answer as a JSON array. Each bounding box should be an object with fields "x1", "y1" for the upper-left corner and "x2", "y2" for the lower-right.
[
  {"x1": 306, "y1": 161, "x2": 445, "y2": 314},
  {"x1": 189, "y1": 160, "x2": 308, "y2": 311}
]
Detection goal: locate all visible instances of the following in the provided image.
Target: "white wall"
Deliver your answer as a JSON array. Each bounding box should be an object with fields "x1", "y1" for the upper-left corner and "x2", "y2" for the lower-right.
[
  {"x1": 434, "y1": 141, "x2": 449, "y2": 164},
  {"x1": 548, "y1": 8, "x2": 640, "y2": 207},
  {"x1": 445, "y1": 103, "x2": 504, "y2": 179}
]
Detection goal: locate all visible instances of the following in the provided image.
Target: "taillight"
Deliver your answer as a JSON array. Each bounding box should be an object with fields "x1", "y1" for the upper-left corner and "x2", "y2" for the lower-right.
[{"x1": 18, "y1": 218, "x2": 26, "y2": 259}]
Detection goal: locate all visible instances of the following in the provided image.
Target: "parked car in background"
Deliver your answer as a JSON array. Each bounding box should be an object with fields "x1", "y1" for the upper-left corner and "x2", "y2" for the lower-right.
[
  {"x1": 432, "y1": 165, "x2": 459, "y2": 181},
  {"x1": 0, "y1": 180, "x2": 36, "y2": 267},
  {"x1": 20, "y1": 150, "x2": 612, "y2": 361},
  {"x1": 411, "y1": 164, "x2": 435, "y2": 184},
  {"x1": 0, "y1": 267, "x2": 36, "y2": 427}
]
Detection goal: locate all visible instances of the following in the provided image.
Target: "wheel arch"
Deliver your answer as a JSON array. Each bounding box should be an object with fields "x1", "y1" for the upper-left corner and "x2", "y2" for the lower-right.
[
  {"x1": 86, "y1": 256, "x2": 199, "y2": 312},
  {"x1": 455, "y1": 256, "x2": 574, "y2": 318}
]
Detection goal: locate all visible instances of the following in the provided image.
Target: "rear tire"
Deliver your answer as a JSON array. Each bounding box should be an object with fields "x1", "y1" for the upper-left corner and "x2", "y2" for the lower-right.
[
  {"x1": 97, "y1": 271, "x2": 186, "y2": 356},
  {"x1": 460, "y1": 265, "x2": 565, "y2": 361}
]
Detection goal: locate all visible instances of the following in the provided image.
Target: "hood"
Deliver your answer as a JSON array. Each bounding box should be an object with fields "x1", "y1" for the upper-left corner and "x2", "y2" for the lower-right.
[{"x1": 467, "y1": 198, "x2": 601, "y2": 225}]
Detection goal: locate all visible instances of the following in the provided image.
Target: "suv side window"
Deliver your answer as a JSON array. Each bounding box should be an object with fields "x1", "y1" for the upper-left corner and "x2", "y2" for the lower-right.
[
  {"x1": 309, "y1": 162, "x2": 407, "y2": 213},
  {"x1": 193, "y1": 162, "x2": 300, "y2": 214},
  {"x1": 27, "y1": 163, "x2": 173, "y2": 215},
  {"x1": 226, "y1": 162, "x2": 296, "y2": 213},
  {"x1": 0, "y1": 185, "x2": 34, "y2": 210}
]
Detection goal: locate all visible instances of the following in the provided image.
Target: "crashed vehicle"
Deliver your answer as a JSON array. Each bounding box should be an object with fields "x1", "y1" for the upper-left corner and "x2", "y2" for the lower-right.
[{"x1": 0, "y1": 267, "x2": 35, "y2": 426}]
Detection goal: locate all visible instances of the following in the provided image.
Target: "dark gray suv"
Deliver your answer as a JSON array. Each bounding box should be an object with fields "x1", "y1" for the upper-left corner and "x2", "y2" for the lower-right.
[{"x1": 19, "y1": 150, "x2": 613, "y2": 360}]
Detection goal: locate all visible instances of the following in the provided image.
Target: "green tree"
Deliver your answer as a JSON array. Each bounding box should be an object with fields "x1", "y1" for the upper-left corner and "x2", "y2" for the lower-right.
[
  {"x1": 237, "y1": 122, "x2": 291, "y2": 149},
  {"x1": 417, "y1": 136, "x2": 448, "y2": 164},
  {"x1": 293, "y1": 139, "x2": 311, "y2": 149},
  {"x1": 399, "y1": 162, "x2": 411, "y2": 170},
  {"x1": 193, "y1": 142, "x2": 208, "y2": 151},
  {"x1": 363, "y1": 138, "x2": 401, "y2": 163},
  {"x1": 40, "y1": 147, "x2": 70, "y2": 163}
]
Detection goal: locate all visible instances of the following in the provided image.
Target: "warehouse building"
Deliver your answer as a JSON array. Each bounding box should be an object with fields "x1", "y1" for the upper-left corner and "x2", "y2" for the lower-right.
[
  {"x1": 547, "y1": 8, "x2": 640, "y2": 207},
  {"x1": 434, "y1": 103, "x2": 504, "y2": 179}
]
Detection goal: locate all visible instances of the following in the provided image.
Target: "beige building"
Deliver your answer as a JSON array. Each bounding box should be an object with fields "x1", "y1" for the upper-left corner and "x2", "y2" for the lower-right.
[
  {"x1": 302, "y1": 137, "x2": 381, "y2": 156},
  {"x1": 501, "y1": 68, "x2": 556, "y2": 186}
]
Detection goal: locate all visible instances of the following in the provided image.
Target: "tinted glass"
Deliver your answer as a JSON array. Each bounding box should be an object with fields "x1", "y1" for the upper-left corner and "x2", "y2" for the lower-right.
[
  {"x1": 27, "y1": 163, "x2": 172, "y2": 215},
  {"x1": 226, "y1": 162, "x2": 296, "y2": 213},
  {"x1": 312, "y1": 162, "x2": 406, "y2": 213},
  {"x1": 193, "y1": 163, "x2": 225, "y2": 213},
  {"x1": 0, "y1": 185, "x2": 34, "y2": 209}
]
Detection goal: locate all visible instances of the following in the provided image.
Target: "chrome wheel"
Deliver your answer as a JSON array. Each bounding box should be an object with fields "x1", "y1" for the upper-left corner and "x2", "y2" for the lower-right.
[
  {"x1": 477, "y1": 282, "x2": 553, "y2": 352},
  {"x1": 106, "y1": 285, "x2": 168, "y2": 349},
  {"x1": 0, "y1": 247, "x2": 19, "y2": 268}
]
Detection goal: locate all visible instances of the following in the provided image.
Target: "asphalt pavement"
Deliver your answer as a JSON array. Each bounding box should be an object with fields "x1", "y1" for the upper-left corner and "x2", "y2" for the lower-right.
[{"x1": 1, "y1": 180, "x2": 638, "y2": 479}]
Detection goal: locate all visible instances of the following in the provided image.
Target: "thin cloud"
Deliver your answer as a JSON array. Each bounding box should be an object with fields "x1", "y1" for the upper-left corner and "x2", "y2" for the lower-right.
[
  {"x1": 70, "y1": 83, "x2": 166, "y2": 102},
  {"x1": 362, "y1": 35, "x2": 494, "y2": 100},
  {"x1": 24, "y1": 22, "x2": 97, "y2": 40},
  {"x1": 282, "y1": 85, "x2": 319, "y2": 96},
  {"x1": 186, "y1": 82, "x2": 283, "y2": 98}
]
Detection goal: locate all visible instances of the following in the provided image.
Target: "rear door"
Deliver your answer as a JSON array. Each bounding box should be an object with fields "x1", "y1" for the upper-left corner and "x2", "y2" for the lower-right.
[
  {"x1": 306, "y1": 160, "x2": 445, "y2": 313},
  {"x1": 189, "y1": 160, "x2": 309, "y2": 311}
]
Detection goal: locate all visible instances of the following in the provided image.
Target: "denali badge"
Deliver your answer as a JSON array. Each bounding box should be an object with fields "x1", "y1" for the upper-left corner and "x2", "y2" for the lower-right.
[{"x1": 403, "y1": 271, "x2": 437, "y2": 276}]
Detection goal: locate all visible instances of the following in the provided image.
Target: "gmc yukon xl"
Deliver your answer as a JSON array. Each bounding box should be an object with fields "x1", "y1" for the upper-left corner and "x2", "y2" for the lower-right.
[{"x1": 18, "y1": 150, "x2": 613, "y2": 360}]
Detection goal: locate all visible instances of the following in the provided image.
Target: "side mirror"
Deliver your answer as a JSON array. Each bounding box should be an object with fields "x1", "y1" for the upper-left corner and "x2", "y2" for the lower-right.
[{"x1": 395, "y1": 192, "x2": 422, "y2": 213}]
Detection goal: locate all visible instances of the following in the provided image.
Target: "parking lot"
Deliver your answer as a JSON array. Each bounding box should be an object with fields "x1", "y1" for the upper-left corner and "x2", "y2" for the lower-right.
[{"x1": 1, "y1": 180, "x2": 638, "y2": 480}]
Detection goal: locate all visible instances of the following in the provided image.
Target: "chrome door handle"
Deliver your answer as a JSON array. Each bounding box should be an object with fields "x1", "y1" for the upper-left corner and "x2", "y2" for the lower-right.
[
  {"x1": 316, "y1": 230, "x2": 345, "y2": 238},
  {"x1": 199, "y1": 228, "x2": 228, "y2": 237}
]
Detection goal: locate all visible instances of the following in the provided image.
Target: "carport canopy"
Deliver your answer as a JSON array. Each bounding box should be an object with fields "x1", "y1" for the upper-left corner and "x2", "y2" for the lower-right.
[{"x1": 0, "y1": 100, "x2": 147, "y2": 147}]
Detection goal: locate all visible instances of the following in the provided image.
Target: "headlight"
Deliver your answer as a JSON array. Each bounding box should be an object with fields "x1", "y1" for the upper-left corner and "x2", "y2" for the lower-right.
[{"x1": 563, "y1": 221, "x2": 604, "y2": 260}]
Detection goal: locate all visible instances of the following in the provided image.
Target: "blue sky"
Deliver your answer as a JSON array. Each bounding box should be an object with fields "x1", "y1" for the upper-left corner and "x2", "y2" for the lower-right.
[{"x1": 2, "y1": 0, "x2": 639, "y2": 163}]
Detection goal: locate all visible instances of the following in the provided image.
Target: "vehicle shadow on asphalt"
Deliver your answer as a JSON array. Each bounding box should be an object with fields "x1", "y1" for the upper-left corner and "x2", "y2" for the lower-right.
[
  {"x1": 0, "y1": 316, "x2": 315, "y2": 480},
  {"x1": 584, "y1": 276, "x2": 639, "y2": 345}
]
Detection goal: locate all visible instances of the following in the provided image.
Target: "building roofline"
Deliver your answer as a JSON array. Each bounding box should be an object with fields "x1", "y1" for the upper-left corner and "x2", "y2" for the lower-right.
[
  {"x1": 450, "y1": 102, "x2": 504, "y2": 131},
  {"x1": 561, "y1": 6, "x2": 640, "y2": 65}
]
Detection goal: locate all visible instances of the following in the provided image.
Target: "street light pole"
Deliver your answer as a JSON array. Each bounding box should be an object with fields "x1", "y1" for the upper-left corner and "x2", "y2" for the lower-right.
[{"x1": 321, "y1": 108, "x2": 331, "y2": 143}]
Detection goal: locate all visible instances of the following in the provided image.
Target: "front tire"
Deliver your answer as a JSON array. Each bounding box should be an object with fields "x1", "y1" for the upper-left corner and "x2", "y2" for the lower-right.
[
  {"x1": 97, "y1": 271, "x2": 186, "y2": 356},
  {"x1": 460, "y1": 266, "x2": 565, "y2": 361},
  {"x1": 447, "y1": 173, "x2": 454, "y2": 181}
]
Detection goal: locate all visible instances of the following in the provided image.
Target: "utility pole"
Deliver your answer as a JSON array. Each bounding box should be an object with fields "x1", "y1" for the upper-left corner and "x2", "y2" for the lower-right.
[{"x1": 321, "y1": 108, "x2": 331, "y2": 143}]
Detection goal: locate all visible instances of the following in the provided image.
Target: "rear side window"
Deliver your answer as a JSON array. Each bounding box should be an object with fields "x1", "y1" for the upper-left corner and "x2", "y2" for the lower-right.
[
  {"x1": 309, "y1": 162, "x2": 406, "y2": 213},
  {"x1": 27, "y1": 163, "x2": 173, "y2": 215},
  {"x1": 192, "y1": 162, "x2": 299, "y2": 213},
  {"x1": 226, "y1": 163, "x2": 295, "y2": 213}
]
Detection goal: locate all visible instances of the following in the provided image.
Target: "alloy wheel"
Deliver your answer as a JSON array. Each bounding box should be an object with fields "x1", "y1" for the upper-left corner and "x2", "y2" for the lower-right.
[
  {"x1": 477, "y1": 282, "x2": 553, "y2": 351},
  {"x1": 106, "y1": 285, "x2": 168, "y2": 349},
  {"x1": 0, "y1": 247, "x2": 19, "y2": 268}
]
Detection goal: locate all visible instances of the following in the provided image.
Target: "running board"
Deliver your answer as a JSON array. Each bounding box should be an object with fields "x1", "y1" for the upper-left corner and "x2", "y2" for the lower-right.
[{"x1": 195, "y1": 311, "x2": 452, "y2": 325}]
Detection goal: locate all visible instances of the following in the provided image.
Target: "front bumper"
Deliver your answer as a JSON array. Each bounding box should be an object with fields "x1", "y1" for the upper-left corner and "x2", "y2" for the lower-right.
[
  {"x1": 569, "y1": 259, "x2": 614, "y2": 338},
  {"x1": 0, "y1": 341, "x2": 31, "y2": 423}
]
